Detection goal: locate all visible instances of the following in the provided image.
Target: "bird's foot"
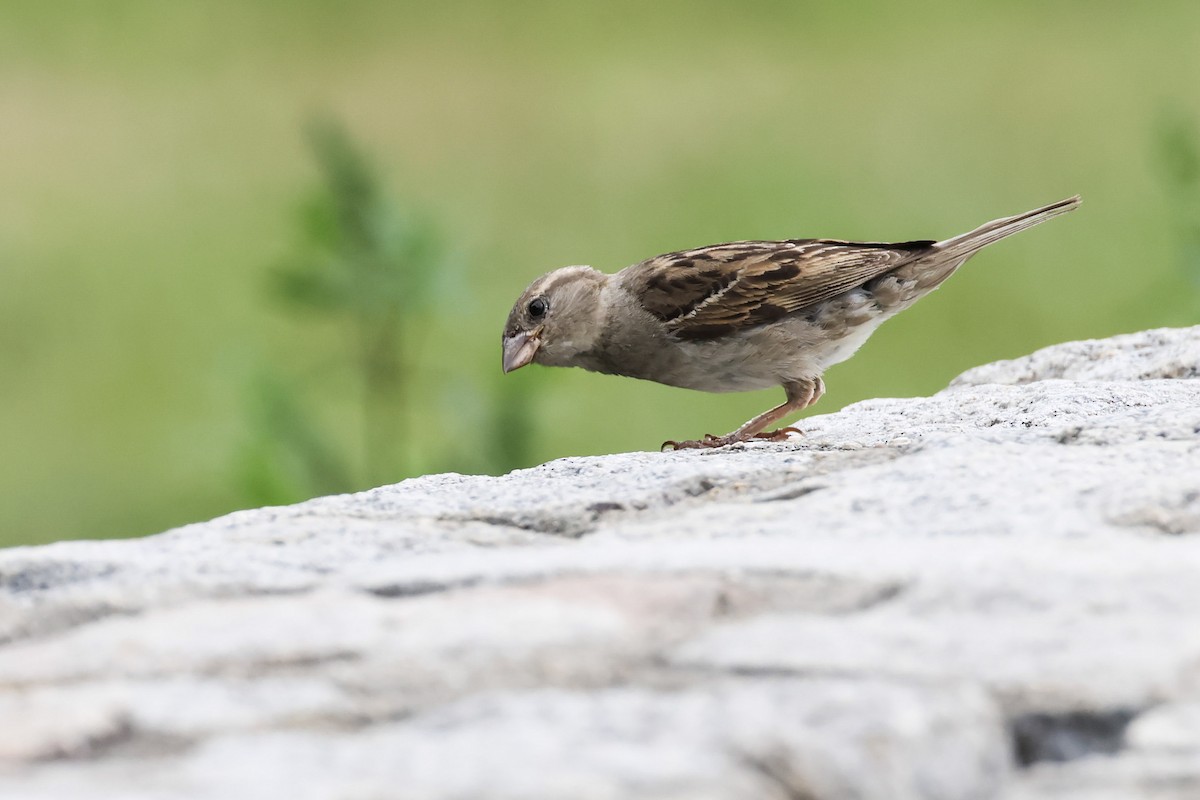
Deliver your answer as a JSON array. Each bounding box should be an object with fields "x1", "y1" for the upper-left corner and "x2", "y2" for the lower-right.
[
  {"x1": 750, "y1": 426, "x2": 803, "y2": 442},
  {"x1": 661, "y1": 427, "x2": 802, "y2": 451},
  {"x1": 661, "y1": 433, "x2": 733, "y2": 451}
]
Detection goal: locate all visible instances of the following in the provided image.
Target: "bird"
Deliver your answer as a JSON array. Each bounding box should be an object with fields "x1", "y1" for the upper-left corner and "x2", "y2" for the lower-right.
[{"x1": 502, "y1": 196, "x2": 1081, "y2": 450}]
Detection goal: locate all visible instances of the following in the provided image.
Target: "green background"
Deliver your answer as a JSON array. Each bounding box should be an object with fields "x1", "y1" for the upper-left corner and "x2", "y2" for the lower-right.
[{"x1": 2, "y1": 0, "x2": 1198, "y2": 546}]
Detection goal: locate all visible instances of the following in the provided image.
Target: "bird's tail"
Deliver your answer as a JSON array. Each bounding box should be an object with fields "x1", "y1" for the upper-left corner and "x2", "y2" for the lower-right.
[{"x1": 932, "y1": 195, "x2": 1081, "y2": 263}]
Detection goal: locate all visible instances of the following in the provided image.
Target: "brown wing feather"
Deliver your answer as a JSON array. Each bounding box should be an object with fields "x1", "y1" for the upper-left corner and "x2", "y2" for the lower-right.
[{"x1": 629, "y1": 238, "x2": 935, "y2": 340}]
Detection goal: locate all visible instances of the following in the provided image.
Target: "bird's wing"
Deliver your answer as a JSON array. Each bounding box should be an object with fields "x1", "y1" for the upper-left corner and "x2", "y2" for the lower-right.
[{"x1": 629, "y1": 238, "x2": 935, "y2": 340}]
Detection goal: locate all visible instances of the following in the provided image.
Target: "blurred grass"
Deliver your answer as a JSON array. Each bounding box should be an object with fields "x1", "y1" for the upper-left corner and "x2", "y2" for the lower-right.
[{"x1": 1, "y1": 0, "x2": 1198, "y2": 545}]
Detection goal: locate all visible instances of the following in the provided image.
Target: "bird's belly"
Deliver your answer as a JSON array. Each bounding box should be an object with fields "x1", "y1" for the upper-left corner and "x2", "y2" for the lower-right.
[
  {"x1": 652, "y1": 314, "x2": 886, "y2": 393},
  {"x1": 585, "y1": 304, "x2": 887, "y2": 394},
  {"x1": 651, "y1": 329, "x2": 824, "y2": 393},
  {"x1": 668, "y1": 362, "x2": 781, "y2": 393}
]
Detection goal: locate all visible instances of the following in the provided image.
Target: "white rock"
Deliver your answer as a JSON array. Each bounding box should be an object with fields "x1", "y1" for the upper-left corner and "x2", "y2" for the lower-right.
[{"x1": 0, "y1": 326, "x2": 1198, "y2": 799}]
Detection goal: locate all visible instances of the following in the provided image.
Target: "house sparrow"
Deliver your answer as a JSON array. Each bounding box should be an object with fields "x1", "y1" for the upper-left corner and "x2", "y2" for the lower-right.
[{"x1": 502, "y1": 196, "x2": 1081, "y2": 450}]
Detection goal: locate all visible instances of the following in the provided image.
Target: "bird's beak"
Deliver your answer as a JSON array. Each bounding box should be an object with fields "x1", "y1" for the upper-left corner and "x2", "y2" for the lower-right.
[{"x1": 502, "y1": 329, "x2": 541, "y2": 373}]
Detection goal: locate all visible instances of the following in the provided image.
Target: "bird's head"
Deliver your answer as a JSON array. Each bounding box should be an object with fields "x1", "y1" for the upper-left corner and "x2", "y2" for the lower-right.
[{"x1": 502, "y1": 265, "x2": 607, "y2": 373}]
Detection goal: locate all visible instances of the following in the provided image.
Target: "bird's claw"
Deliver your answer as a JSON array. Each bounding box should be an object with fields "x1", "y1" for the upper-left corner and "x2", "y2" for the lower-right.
[
  {"x1": 662, "y1": 427, "x2": 802, "y2": 451},
  {"x1": 751, "y1": 426, "x2": 803, "y2": 442},
  {"x1": 661, "y1": 434, "x2": 729, "y2": 451}
]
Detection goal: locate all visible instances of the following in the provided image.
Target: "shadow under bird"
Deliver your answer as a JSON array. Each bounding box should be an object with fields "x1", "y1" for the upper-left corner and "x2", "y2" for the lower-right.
[{"x1": 502, "y1": 196, "x2": 1081, "y2": 449}]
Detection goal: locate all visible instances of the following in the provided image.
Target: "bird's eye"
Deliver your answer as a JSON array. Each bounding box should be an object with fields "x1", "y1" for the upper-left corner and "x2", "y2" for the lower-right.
[{"x1": 527, "y1": 297, "x2": 548, "y2": 318}]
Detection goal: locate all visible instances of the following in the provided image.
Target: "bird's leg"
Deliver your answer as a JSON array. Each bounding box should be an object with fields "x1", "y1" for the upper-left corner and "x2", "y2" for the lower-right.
[
  {"x1": 662, "y1": 378, "x2": 824, "y2": 451},
  {"x1": 749, "y1": 377, "x2": 824, "y2": 441}
]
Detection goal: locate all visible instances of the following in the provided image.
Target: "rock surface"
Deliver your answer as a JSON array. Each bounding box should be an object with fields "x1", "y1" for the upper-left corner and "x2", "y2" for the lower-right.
[{"x1": 2, "y1": 326, "x2": 1199, "y2": 800}]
